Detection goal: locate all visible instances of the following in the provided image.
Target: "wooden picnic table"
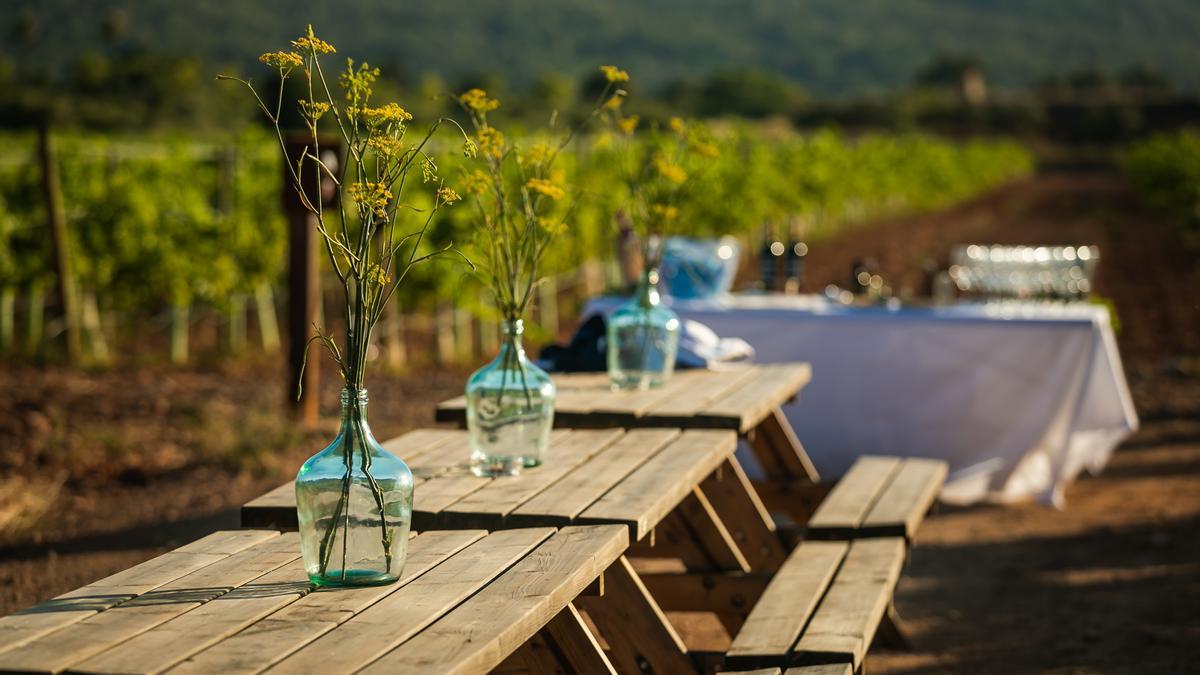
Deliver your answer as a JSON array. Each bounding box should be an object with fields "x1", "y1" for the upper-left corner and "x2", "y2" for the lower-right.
[
  {"x1": 239, "y1": 427, "x2": 938, "y2": 672},
  {"x1": 0, "y1": 525, "x2": 630, "y2": 675},
  {"x1": 243, "y1": 428, "x2": 788, "y2": 572},
  {"x1": 436, "y1": 363, "x2": 820, "y2": 488}
]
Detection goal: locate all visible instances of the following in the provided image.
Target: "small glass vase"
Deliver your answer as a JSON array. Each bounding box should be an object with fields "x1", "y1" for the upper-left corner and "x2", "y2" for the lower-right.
[
  {"x1": 466, "y1": 319, "x2": 556, "y2": 476},
  {"x1": 295, "y1": 388, "x2": 413, "y2": 587},
  {"x1": 608, "y1": 268, "x2": 681, "y2": 390}
]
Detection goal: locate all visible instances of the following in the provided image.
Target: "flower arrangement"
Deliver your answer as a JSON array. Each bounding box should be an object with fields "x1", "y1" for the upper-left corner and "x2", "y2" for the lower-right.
[
  {"x1": 598, "y1": 78, "x2": 719, "y2": 269},
  {"x1": 597, "y1": 72, "x2": 718, "y2": 389},
  {"x1": 456, "y1": 69, "x2": 626, "y2": 473},
  {"x1": 220, "y1": 26, "x2": 471, "y2": 584}
]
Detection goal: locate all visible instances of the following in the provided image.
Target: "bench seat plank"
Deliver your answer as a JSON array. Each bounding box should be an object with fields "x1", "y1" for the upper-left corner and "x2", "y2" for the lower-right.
[
  {"x1": 807, "y1": 456, "x2": 947, "y2": 541},
  {"x1": 793, "y1": 538, "x2": 906, "y2": 669},
  {"x1": 861, "y1": 458, "x2": 949, "y2": 539},
  {"x1": 725, "y1": 541, "x2": 848, "y2": 665},
  {"x1": 725, "y1": 537, "x2": 906, "y2": 671}
]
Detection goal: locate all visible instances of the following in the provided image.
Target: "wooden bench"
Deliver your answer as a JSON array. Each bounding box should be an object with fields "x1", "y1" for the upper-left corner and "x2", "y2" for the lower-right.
[
  {"x1": 806, "y1": 456, "x2": 948, "y2": 542},
  {"x1": 719, "y1": 665, "x2": 852, "y2": 675},
  {"x1": 721, "y1": 537, "x2": 907, "y2": 673},
  {"x1": 0, "y1": 525, "x2": 630, "y2": 674}
]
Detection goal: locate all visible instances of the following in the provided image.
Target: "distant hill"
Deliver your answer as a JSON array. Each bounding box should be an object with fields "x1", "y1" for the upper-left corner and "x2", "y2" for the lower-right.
[{"x1": 6, "y1": 0, "x2": 1200, "y2": 96}]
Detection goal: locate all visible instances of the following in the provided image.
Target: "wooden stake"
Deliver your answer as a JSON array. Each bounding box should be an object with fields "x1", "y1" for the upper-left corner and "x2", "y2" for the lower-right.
[
  {"x1": 170, "y1": 303, "x2": 189, "y2": 365},
  {"x1": 0, "y1": 286, "x2": 13, "y2": 353},
  {"x1": 37, "y1": 124, "x2": 81, "y2": 364},
  {"x1": 25, "y1": 280, "x2": 43, "y2": 356},
  {"x1": 254, "y1": 282, "x2": 280, "y2": 352}
]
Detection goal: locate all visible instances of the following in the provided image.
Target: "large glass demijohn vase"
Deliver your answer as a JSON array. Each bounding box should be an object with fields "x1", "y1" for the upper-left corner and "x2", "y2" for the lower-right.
[
  {"x1": 608, "y1": 268, "x2": 680, "y2": 390},
  {"x1": 466, "y1": 319, "x2": 556, "y2": 476},
  {"x1": 295, "y1": 388, "x2": 413, "y2": 587}
]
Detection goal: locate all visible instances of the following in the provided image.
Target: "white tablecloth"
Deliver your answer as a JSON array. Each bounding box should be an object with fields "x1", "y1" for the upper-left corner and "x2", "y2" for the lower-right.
[{"x1": 583, "y1": 295, "x2": 1139, "y2": 507}]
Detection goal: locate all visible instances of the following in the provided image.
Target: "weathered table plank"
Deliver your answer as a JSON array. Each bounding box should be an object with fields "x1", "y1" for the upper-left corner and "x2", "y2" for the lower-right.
[
  {"x1": 0, "y1": 530, "x2": 277, "y2": 660},
  {"x1": 0, "y1": 526, "x2": 627, "y2": 675},
  {"x1": 243, "y1": 428, "x2": 739, "y2": 543},
  {"x1": 0, "y1": 531, "x2": 288, "y2": 673},
  {"x1": 169, "y1": 530, "x2": 483, "y2": 675},
  {"x1": 358, "y1": 525, "x2": 628, "y2": 675},
  {"x1": 436, "y1": 363, "x2": 812, "y2": 433}
]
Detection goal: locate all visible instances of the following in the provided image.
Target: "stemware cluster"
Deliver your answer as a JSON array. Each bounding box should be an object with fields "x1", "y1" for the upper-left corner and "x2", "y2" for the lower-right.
[{"x1": 948, "y1": 244, "x2": 1100, "y2": 300}]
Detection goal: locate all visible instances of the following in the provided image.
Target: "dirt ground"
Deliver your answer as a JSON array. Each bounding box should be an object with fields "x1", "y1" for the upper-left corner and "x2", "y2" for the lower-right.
[{"x1": 1, "y1": 171, "x2": 1198, "y2": 673}]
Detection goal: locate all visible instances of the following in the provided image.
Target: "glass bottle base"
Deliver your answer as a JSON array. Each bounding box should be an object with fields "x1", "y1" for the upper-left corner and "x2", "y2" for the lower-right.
[
  {"x1": 309, "y1": 568, "x2": 399, "y2": 587},
  {"x1": 470, "y1": 452, "x2": 530, "y2": 477},
  {"x1": 610, "y1": 370, "x2": 671, "y2": 391}
]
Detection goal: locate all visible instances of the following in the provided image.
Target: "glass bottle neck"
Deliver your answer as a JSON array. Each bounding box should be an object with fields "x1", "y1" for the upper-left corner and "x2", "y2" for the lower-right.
[
  {"x1": 339, "y1": 387, "x2": 370, "y2": 426},
  {"x1": 498, "y1": 319, "x2": 527, "y2": 361},
  {"x1": 636, "y1": 268, "x2": 662, "y2": 307}
]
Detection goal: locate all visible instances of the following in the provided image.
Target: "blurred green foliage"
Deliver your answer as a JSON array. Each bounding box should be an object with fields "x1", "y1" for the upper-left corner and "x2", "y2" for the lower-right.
[
  {"x1": 1124, "y1": 129, "x2": 1200, "y2": 229},
  {"x1": 0, "y1": 129, "x2": 285, "y2": 312},
  {"x1": 0, "y1": 124, "x2": 1031, "y2": 323}
]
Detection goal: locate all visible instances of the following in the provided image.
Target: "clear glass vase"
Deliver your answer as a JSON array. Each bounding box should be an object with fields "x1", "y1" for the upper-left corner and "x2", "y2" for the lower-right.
[
  {"x1": 608, "y1": 268, "x2": 681, "y2": 390},
  {"x1": 466, "y1": 319, "x2": 556, "y2": 476},
  {"x1": 295, "y1": 388, "x2": 413, "y2": 587}
]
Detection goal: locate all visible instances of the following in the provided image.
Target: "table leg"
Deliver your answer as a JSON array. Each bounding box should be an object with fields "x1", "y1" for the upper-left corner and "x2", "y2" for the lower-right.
[
  {"x1": 700, "y1": 458, "x2": 789, "y2": 571},
  {"x1": 875, "y1": 601, "x2": 912, "y2": 650},
  {"x1": 747, "y1": 406, "x2": 820, "y2": 483},
  {"x1": 543, "y1": 603, "x2": 618, "y2": 674},
  {"x1": 577, "y1": 556, "x2": 694, "y2": 674}
]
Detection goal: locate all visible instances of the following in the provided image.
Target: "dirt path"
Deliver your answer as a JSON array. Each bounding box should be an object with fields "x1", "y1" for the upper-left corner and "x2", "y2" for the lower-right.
[{"x1": 1, "y1": 171, "x2": 1198, "y2": 672}]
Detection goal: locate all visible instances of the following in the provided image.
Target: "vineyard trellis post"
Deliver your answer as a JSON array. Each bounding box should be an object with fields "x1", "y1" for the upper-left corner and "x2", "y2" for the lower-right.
[
  {"x1": 0, "y1": 287, "x2": 13, "y2": 353},
  {"x1": 37, "y1": 124, "x2": 82, "y2": 364},
  {"x1": 283, "y1": 135, "x2": 334, "y2": 425}
]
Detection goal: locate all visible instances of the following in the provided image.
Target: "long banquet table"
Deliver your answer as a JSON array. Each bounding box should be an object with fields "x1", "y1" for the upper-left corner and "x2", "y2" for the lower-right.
[{"x1": 584, "y1": 294, "x2": 1139, "y2": 507}]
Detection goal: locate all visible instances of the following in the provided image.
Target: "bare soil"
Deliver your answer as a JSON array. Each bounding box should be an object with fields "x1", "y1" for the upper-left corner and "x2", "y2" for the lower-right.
[{"x1": 1, "y1": 171, "x2": 1198, "y2": 673}]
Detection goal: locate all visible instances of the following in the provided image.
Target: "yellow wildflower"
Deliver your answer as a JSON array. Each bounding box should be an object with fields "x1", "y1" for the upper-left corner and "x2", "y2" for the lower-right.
[
  {"x1": 691, "y1": 141, "x2": 720, "y2": 158},
  {"x1": 347, "y1": 181, "x2": 392, "y2": 219},
  {"x1": 521, "y1": 142, "x2": 555, "y2": 166},
  {"x1": 460, "y1": 169, "x2": 491, "y2": 195},
  {"x1": 365, "y1": 264, "x2": 391, "y2": 287},
  {"x1": 421, "y1": 158, "x2": 438, "y2": 183},
  {"x1": 653, "y1": 154, "x2": 687, "y2": 184},
  {"x1": 603, "y1": 92, "x2": 625, "y2": 110},
  {"x1": 525, "y1": 177, "x2": 565, "y2": 200},
  {"x1": 459, "y1": 88, "x2": 500, "y2": 113},
  {"x1": 650, "y1": 203, "x2": 679, "y2": 220},
  {"x1": 477, "y1": 126, "x2": 506, "y2": 159},
  {"x1": 437, "y1": 186, "x2": 462, "y2": 204},
  {"x1": 297, "y1": 99, "x2": 330, "y2": 122},
  {"x1": 617, "y1": 115, "x2": 639, "y2": 135},
  {"x1": 259, "y1": 51, "x2": 303, "y2": 69},
  {"x1": 669, "y1": 117, "x2": 685, "y2": 134},
  {"x1": 367, "y1": 135, "x2": 405, "y2": 157},
  {"x1": 354, "y1": 102, "x2": 412, "y2": 128},
  {"x1": 293, "y1": 25, "x2": 336, "y2": 55},
  {"x1": 340, "y1": 59, "x2": 379, "y2": 105},
  {"x1": 538, "y1": 216, "x2": 567, "y2": 235},
  {"x1": 600, "y1": 65, "x2": 630, "y2": 83},
  {"x1": 463, "y1": 138, "x2": 479, "y2": 158}
]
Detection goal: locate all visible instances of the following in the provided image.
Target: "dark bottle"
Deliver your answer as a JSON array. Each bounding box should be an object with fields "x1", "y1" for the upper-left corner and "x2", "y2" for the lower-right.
[{"x1": 759, "y1": 223, "x2": 785, "y2": 291}]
